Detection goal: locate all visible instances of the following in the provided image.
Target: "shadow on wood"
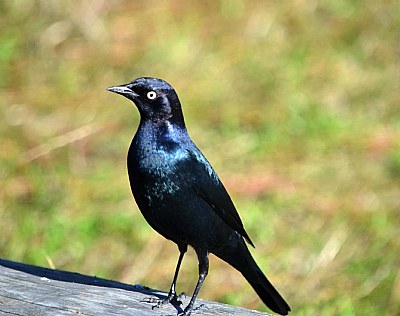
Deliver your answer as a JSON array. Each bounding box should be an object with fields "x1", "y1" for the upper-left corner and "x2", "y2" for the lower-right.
[
  {"x1": 0, "y1": 258, "x2": 271, "y2": 316},
  {"x1": 0, "y1": 257, "x2": 158, "y2": 293}
]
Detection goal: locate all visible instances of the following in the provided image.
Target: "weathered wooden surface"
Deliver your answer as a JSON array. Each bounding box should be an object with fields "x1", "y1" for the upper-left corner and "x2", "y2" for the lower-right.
[{"x1": 0, "y1": 259, "x2": 272, "y2": 316}]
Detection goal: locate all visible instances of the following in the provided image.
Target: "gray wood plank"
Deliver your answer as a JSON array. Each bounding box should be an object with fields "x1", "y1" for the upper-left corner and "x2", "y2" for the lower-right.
[{"x1": 0, "y1": 259, "x2": 272, "y2": 316}]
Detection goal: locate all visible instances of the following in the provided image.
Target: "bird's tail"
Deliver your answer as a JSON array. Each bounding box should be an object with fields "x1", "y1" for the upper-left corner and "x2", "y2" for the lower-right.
[
  {"x1": 216, "y1": 238, "x2": 291, "y2": 315},
  {"x1": 243, "y1": 263, "x2": 291, "y2": 315}
]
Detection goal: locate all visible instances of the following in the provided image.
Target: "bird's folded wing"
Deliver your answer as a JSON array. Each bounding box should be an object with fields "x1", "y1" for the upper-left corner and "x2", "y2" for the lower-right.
[{"x1": 186, "y1": 150, "x2": 255, "y2": 247}]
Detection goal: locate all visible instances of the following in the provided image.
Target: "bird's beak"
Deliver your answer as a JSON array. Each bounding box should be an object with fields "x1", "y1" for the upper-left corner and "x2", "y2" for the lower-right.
[{"x1": 106, "y1": 84, "x2": 139, "y2": 97}]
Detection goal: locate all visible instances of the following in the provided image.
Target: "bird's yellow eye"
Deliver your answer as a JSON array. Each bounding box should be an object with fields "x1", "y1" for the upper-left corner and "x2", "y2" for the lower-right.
[{"x1": 147, "y1": 91, "x2": 157, "y2": 100}]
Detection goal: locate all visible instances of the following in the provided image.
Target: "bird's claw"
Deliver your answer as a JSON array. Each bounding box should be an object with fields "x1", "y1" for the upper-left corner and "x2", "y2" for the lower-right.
[
  {"x1": 140, "y1": 297, "x2": 159, "y2": 304},
  {"x1": 176, "y1": 291, "x2": 186, "y2": 300},
  {"x1": 142, "y1": 292, "x2": 185, "y2": 310},
  {"x1": 177, "y1": 303, "x2": 205, "y2": 316},
  {"x1": 193, "y1": 303, "x2": 205, "y2": 311}
]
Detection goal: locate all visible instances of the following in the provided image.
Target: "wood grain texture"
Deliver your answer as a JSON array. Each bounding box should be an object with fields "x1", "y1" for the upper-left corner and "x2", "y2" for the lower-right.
[{"x1": 0, "y1": 259, "x2": 272, "y2": 316}]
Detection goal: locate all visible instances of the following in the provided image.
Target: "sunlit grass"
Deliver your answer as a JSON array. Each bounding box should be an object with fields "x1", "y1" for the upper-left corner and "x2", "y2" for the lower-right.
[{"x1": 1, "y1": 1, "x2": 399, "y2": 314}]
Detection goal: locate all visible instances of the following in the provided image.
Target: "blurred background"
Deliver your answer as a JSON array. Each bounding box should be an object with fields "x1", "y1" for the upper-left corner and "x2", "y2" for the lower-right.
[{"x1": 0, "y1": 1, "x2": 399, "y2": 315}]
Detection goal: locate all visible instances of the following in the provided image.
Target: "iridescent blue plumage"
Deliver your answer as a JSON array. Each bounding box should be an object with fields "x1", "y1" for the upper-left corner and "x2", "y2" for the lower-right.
[{"x1": 107, "y1": 77, "x2": 290, "y2": 316}]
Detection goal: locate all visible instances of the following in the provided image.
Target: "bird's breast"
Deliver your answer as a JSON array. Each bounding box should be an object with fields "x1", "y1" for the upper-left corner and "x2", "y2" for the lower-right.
[
  {"x1": 128, "y1": 136, "x2": 191, "y2": 200},
  {"x1": 132, "y1": 141, "x2": 188, "y2": 176}
]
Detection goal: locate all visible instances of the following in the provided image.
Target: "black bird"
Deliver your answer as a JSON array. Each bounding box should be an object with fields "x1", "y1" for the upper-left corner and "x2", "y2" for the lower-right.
[{"x1": 107, "y1": 77, "x2": 290, "y2": 316}]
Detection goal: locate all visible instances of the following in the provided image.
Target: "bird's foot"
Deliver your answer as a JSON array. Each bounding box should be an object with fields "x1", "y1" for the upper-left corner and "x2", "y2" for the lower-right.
[
  {"x1": 142, "y1": 292, "x2": 185, "y2": 309},
  {"x1": 177, "y1": 303, "x2": 205, "y2": 316}
]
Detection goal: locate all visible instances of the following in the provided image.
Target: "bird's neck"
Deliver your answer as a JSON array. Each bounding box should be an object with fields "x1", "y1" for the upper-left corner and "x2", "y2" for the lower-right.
[{"x1": 136, "y1": 119, "x2": 190, "y2": 148}]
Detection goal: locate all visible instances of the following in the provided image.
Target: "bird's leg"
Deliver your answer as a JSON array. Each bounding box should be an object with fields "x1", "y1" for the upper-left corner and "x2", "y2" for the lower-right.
[
  {"x1": 149, "y1": 244, "x2": 187, "y2": 309},
  {"x1": 179, "y1": 248, "x2": 209, "y2": 316},
  {"x1": 165, "y1": 244, "x2": 188, "y2": 303}
]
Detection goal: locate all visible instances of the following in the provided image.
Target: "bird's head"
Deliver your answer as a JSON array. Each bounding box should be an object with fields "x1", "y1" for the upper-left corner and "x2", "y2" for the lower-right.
[{"x1": 107, "y1": 77, "x2": 185, "y2": 126}]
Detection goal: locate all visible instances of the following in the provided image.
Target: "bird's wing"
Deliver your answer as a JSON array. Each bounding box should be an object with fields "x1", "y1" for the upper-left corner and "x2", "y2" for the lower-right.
[{"x1": 186, "y1": 149, "x2": 255, "y2": 247}]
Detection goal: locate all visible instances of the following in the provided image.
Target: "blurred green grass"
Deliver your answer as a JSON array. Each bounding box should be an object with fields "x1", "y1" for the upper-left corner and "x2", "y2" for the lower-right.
[{"x1": 1, "y1": 1, "x2": 399, "y2": 315}]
